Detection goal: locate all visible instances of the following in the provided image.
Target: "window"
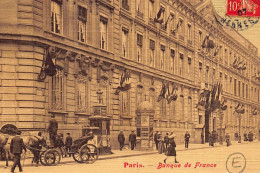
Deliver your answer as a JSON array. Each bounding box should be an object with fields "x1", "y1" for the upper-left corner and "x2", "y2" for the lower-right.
[
  {"x1": 136, "y1": 86, "x2": 143, "y2": 107},
  {"x1": 199, "y1": 31, "x2": 202, "y2": 47},
  {"x1": 170, "y1": 101, "x2": 176, "y2": 120},
  {"x1": 170, "y1": 49, "x2": 175, "y2": 72},
  {"x1": 51, "y1": 67, "x2": 64, "y2": 110},
  {"x1": 199, "y1": 62, "x2": 202, "y2": 80},
  {"x1": 180, "y1": 95, "x2": 184, "y2": 120},
  {"x1": 120, "y1": 91, "x2": 129, "y2": 114},
  {"x1": 149, "y1": 88, "x2": 155, "y2": 107},
  {"x1": 149, "y1": 40, "x2": 155, "y2": 66},
  {"x1": 234, "y1": 79, "x2": 237, "y2": 95},
  {"x1": 188, "y1": 97, "x2": 192, "y2": 121},
  {"x1": 160, "y1": 99, "x2": 166, "y2": 119},
  {"x1": 188, "y1": 57, "x2": 192, "y2": 75},
  {"x1": 225, "y1": 49, "x2": 228, "y2": 64},
  {"x1": 199, "y1": 115, "x2": 202, "y2": 124},
  {"x1": 51, "y1": 0, "x2": 62, "y2": 34},
  {"x1": 78, "y1": 6, "x2": 87, "y2": 42},
  {"x1": 169, "y1": 13, "x2": 175, "y2": 34},
  {"x1": 187, "y1": 24, "x2": 191, "y2": 42},
  {"x1": 242, "y1": 83, "x2": 245, "y2": 98},
  {"x1": 160, "y1": 45, "x2": 165, "y2": 70},
  {"x1": 137, "y1": 33, "x2": 143, "y2": 62},
  {"x1": 76, "y1": 79, "x2": 87, "y2": 112},
  {"x1": 179, "y1": 53, "x2": 184, "y2": 75},
  {"x1": 122, "y1": 0, "x2": 130, "y2": 10},
  {"x1": 122, "y1": 28, "x2": 128, "y2": 58},
  {"x1": 205, "y1": 66, "x2": 209, "y2": 83},
  {"x1": 100, "y1": 16, "x2": 108, "y2": 50},
  {"x1": 148, "y1": 0, "x2": 154, "y2": 20}
]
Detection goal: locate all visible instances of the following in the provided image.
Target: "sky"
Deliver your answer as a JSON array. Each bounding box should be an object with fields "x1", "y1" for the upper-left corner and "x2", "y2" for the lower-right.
[{"x1": 211, "y1": 0, "x2": 260, "y2": 55}]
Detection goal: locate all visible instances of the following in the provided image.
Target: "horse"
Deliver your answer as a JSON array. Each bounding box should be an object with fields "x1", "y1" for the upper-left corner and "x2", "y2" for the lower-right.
[{"x1": 0, "y1": 133, "x2": 47, "y2": 168}]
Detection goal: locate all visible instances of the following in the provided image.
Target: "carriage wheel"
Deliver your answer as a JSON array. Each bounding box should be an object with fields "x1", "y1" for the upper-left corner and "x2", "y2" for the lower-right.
[
  {"x1": 40, "y1": 151, "x2": 47, "y2": 166},
  {"x1": 72, "y1": 151, "x2": 84, "y2": 163},
  {"x1": 44, "y1": 149, "x2": 61, "y2": 166},
  {"x1": 79, "y1": 144, "x2": 99, "y2": 164}
]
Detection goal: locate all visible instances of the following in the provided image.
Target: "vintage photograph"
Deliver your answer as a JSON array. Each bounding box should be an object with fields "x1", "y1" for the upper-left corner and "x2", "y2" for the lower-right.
[{"x1": 0, "y1": 0, "x2": 259, "y2": 172}]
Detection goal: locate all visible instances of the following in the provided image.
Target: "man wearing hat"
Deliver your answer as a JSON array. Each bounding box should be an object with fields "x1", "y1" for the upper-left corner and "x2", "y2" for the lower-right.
[
  {"x1": 129, "y1": 131, "x2": 136, "y2": 150},
  {"x1": 118, "y1": 130, "x2": 125, "y2": 151},
  {"x1": 184, "y1": 131, "x2": 190, "y2": 149},
  {"x1": 65, "y1": 133, "x2": 73, "y2": 157},
  {"x1": 47, "y1": 114, "x2": 58, "y2": 146},
  {"x1": 10, "y1": 130, "x2": 27, "y2": 173}
]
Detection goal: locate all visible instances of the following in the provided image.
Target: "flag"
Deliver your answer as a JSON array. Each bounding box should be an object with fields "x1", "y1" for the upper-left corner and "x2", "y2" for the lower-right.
[
  {"x1": 172, "y1": 19, "x2": 183, "y2": 33},
  {"x1": 232, "y1": 58, "x2": 238, "y2": 68},
  {"x1": 164, "y1": 13, "x2": 174, "y2": 30},
  {"x1": 202, "y1": 35, "x2": 209, "y2": 48},
  {"x1": 154, "y1": 7, "x2": 165, "y2": 24}
]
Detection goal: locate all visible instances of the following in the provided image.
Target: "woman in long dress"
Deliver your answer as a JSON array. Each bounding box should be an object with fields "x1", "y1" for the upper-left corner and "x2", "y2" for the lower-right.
[
  {"x1": 158, "y1": 133, "x2": 165, "y2": 154},
  {"x1": 164, "y1": 133, "x2": 178, "y2": 163}
]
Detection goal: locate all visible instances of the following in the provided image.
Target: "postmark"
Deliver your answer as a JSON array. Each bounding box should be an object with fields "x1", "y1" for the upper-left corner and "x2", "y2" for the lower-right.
[
  {"x1": 226, "y1": 0, "x2": 260, "y2": 17},
  {"x1": 226, "y1": 152, "x2": 246, "y2": 173}
]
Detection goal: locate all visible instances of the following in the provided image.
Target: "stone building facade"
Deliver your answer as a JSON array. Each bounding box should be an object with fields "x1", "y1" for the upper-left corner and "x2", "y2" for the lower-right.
[{"x1": 0, "y1": 0, "x2": 259, "y2": 149}]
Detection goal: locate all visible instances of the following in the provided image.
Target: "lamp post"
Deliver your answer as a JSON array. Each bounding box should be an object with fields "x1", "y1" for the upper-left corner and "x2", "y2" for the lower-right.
[{"x1": 237, "y1": 113, "x2": 242, "y2": 143}]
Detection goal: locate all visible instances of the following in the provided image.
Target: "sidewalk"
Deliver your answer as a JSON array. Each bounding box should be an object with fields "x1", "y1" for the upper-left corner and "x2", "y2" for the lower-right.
[{"x1": 1, "y1": 140, "x2": 259, "y2": 168}]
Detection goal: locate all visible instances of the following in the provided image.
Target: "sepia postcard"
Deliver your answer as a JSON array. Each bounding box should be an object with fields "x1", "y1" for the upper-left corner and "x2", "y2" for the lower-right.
[{"x1": 0, "y1": 0, "x2": 259, "y2": 172}]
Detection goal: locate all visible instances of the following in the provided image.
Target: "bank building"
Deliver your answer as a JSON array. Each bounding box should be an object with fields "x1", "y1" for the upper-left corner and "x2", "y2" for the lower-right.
[{"x1": 0, "y1": 0, "x2": 259, "y2": 150}]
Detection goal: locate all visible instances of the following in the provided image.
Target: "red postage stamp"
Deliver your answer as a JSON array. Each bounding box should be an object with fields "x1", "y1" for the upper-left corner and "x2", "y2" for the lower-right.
[{"x1": 227, "y1": 0, "x2": 260, "y2": 17}]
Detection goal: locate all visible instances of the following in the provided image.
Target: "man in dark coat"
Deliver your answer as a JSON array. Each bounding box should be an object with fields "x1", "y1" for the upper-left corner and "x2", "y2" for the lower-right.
[
  {"x1": 164, "y1": 133, "x2": 169, "y2": 149},
  {"x1": 129, "y1": 131, "x2": 136, "y2": 150},
  {"x1": 31, "y1": 132, "x2": 43, "y2": 167},
  {"x1": 47, "y1": 114, "x2": 58, "y2": 146},
  {"x1": 154, "y1": 131, "x2": 159, "y2": 150},
  {"x1": 184, "y1": 131, "x2": 190, "y2": 148},
  {"x1": 118, "y1": 130, "x2": 125, "y2": 150},
  {"x1": 10, "y1": 130, "x2": 27, "y2": 173},
  {"x1": 65, "y1": 133, "x2": 73, "y2": 157}
]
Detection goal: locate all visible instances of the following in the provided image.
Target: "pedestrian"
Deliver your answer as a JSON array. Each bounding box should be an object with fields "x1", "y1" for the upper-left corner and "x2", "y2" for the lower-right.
[
  {"x1": 10, "y1": 130, "x2": 27, "y2": 173},
  {"x1": 164, "y1": 133, "x2": 169, "y2": 149},
  {"x1": 253, "y1": 132, "x2": 256, "y2": 140},
  {"x1": 129, "y1": 131, "x2": 136, "y2": 150},
  {"x1": 209, "y1": 132, "x2": 214, "y2": 147},
  {"x1": 201, "y1": 131, "x2": 204, "y2": 144},
  {"x1": 65, "y1": 133, "x2": 73, "y2": 157},
  {"x1": 56, "y1": 133, "x2": 65, "y2": 157},
  {"x1": 225, "y1": 133, "x2": 231, "y2": 147},
  {"x1": 244, "y1": 133, "x2": 248, "y2": 141},
  {"x1": 164, "y1": 132, "x2": 178, "y2": 163},
  {"x1": 158, "y1": 133, "x2": 165, "y2": 154},
  {"x1": 31, "y1": 132, "x2": 43, "y2": 167},
  {"x1": 154, "y1": 131, "x2": 159, "y2": 150},
  {"x1": 184, "y1": 131, "x2": 190, "y2": 149},
  {"x1": 47, "y1": 114, "x2": 58, "y2": 147},
  {"x1": 118, "y1": 130, "x2": 125, "y2": 151},
  {"x1": 235, "y1": 132, "x2": 238, "y2": 141}
]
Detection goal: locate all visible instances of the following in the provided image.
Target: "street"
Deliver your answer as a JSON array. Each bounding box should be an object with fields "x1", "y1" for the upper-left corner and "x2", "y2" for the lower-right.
[{"x1": 1, "y1": 142, "x2": 260, "y2": 173}]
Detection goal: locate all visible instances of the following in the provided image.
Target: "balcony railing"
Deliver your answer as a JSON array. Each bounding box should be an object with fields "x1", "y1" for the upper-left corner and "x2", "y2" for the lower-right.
[
  {"x1": 136, "y1": 10, "x2": 144, "y2": 18},
  {"x1": 122, "y1": 3, "x2": 129, "y2": 10}
]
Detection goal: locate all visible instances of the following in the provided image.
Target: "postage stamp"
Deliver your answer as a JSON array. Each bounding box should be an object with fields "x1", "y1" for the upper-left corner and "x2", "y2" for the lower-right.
[{"x1": 226, "y1": 0, "x2": 260, "y2": 17}]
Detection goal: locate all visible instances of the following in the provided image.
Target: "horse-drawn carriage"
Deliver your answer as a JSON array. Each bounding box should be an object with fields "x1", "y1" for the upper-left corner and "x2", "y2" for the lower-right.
[{"x1": 0, "y1": 124, "x2": 99, "y2": 167}]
